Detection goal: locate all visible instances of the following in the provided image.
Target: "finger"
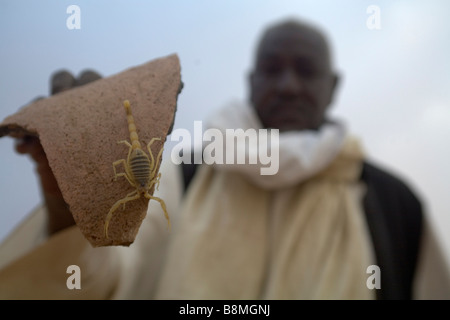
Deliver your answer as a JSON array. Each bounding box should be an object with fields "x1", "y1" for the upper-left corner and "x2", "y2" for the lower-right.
[
  {"x1": 51, "y1": 70, "x2": 76, "y2": 95},
  {"x1": 76, "y1": 70, "x2": 102, "y2": 87},
  {"x1": 15, "y1": 136, "x2": 61, "y2": 195},
  {"x1": 15, "y1": 136, "x2": 48, "y2": 166}
]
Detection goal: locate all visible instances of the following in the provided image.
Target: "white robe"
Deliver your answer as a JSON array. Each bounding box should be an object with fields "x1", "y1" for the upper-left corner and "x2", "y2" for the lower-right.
[{"x1": 0, "y1": 102, "x2": 449, "y2": 299}]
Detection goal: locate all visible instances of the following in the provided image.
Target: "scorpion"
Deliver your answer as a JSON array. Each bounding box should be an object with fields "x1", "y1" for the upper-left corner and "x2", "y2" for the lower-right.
[{"x1": 104, "y1": 99, "x2": 170, "y2": 239}]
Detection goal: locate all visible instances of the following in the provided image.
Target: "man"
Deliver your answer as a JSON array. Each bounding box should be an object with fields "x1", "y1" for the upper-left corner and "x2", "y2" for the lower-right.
[
  {"x1": 0, "y1": 19, "x2": 449, "y2": 299},
  {"x1": 157, "y1": 19, "x2": 449, "y2": 299}
]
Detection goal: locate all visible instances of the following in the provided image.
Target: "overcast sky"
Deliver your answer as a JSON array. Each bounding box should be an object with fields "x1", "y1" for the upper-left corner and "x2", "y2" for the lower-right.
[{"x1": 1, "y1": 0, "x2": 449, "y2": 262}]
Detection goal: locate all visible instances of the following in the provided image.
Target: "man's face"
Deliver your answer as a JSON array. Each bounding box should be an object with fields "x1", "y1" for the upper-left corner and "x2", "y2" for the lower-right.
[{"x1": 249, "y1": 25, "x2": 338, "y2": 132}]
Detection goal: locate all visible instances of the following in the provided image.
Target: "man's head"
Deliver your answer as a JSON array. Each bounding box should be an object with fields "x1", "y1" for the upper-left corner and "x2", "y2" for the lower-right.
[{"x1": 249, "y1": 19, "x2": 339, "y2": 132}]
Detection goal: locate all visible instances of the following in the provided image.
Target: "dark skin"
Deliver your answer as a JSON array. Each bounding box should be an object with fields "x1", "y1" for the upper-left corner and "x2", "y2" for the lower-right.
[
  {"x1": 15, "y1": 135, "x2": 75, "y2": 234},
  {"x1": 14, "y1": 71, "x2": 100, "y2": 235},
  {"x1": 16, "y1": 21, "x2": 339, "y2": 235},
  {"x1": 249, "y1": 21, "x2": 339, "y2": 132}
]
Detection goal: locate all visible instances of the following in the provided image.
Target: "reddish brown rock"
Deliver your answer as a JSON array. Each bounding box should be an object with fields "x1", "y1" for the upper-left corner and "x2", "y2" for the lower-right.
[{"x1": 0, "y1": 54, "x2": 182, "y2": 247}]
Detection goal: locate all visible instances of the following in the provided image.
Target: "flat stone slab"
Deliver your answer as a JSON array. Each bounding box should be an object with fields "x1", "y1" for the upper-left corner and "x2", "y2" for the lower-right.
[{"x1": 0, "y1": 54, "x2": 182, "y2": 247}]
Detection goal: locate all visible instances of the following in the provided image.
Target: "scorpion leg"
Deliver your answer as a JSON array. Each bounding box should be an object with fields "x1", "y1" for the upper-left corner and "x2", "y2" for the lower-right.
[
  {"x1": 155, "y1": 172, "x2": 162, "y2": 190},
  {"x1": 112, "y1": 159, "x2": 134, "y2": 186},
  {"x1": 152, "y1": 145, "x2": 164, "y2": 177},
  {"x1": 104, "y1": 190, "x2": 140, "y2": 239},
  {"x1": 145, "y1": 193, "x2": 170, "y2": 230},
  {"x1": 118, "y1": 140, "x2": 133, "y2": 172},
  {"x1": 147, "y1": 171, "x2": 161, "y2": 193},
  {"x1": 147, "y1": 137, "x2": 161, "y2": 170},
  {"x1": 113, "y1": 140, "x2": 135, "y2": 186},
  {"x1": 118, "y1": 140, "x2": 133, "y2": 149}
]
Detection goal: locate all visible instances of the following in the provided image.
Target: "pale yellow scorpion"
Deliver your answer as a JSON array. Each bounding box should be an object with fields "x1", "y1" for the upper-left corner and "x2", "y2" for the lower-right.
[{"x1": 104, "y1": 100, "x2": 170, "y2": 239}]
